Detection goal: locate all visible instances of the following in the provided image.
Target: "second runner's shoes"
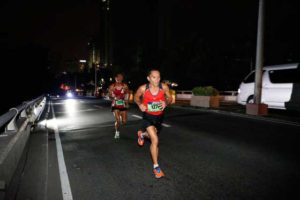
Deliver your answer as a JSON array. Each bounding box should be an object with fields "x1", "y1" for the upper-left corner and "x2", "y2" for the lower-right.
[{"x1": 114, "y1": 131, "x2": 120, "y2": 139}]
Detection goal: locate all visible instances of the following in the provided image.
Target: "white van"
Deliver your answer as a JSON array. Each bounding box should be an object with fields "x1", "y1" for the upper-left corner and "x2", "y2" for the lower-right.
[{"x1": 237, "y1": 63, "x2": 300, "y2": 109}]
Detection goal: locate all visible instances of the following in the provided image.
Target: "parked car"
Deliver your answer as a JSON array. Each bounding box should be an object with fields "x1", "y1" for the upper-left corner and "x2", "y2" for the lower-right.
[{"x1": 237, "y1": 63, "x2": 300, "y2": 110}]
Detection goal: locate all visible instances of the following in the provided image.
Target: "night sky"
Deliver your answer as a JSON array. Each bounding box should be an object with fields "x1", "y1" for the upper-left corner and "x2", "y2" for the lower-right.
[{"x1": 0, "y1": 0, "x2": 299, "y2": 112}]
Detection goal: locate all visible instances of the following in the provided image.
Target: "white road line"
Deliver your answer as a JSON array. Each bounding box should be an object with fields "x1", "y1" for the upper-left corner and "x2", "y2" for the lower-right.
[
  {"x1": 44, "y1": 102, "x2": 50, "y2": 200},
  {"x1": 132, "y1": 114, "x2": 142, "y2": 119},
  {"x1": 55, "y1": 109, "x2": 97, "y2": 114},
  {"x1": 50, "y1": 102, "x2": 73, "y2": 200},
  {"x1": 162, "y1": 123, "x2": 171, "y2": 127},
  {"x1": 131, "y1": 114, "x2": 171, "y2": 127},
  {"x1": 47, "y1": 101, "x2": 51, "y2": 113},
  {"x1": 94, "y1": 105, "x2": 104, "y2": 109}
]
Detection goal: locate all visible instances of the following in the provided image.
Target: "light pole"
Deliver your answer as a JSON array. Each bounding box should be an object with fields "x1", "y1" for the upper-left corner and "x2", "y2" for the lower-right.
[
  {"x1": 246, "y1": 0, "x2": 268, "y2": 115},
  {"x1": 254, "y1": 0, "x2": 264, "y2": 105},
  {"x1": 92, "y1": 45, "x2": 98, "y2": 97},
  {"x1": 94, "y1": 64, "x2": 98, "y2": 96}
]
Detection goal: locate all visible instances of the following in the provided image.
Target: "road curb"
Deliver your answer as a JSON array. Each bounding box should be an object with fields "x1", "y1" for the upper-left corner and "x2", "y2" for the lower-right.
[{"x1": 171, "y1": 105, "x2": 300, "y2": 127}]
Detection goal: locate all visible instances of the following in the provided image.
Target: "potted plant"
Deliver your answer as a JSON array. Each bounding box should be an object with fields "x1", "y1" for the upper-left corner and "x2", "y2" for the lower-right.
[{"x1": 190, "y1": 86, "x2": 220, "y2": 108}]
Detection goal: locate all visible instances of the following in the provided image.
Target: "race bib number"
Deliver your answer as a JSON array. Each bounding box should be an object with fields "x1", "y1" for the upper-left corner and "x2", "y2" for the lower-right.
[
  {"x1": 147, "y1": 102, "x2": 162, "y2": 112},
  {"x1": 115, "y1": 99, "x2": 125, "y2": 106}
]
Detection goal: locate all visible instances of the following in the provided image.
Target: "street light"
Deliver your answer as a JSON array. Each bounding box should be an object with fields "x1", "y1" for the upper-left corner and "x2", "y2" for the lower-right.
[
  {"x1": 91, "y1": 44, "x2": 99, "y2": 97},
  {"x1": 94, "y1": 64, "x2": 99, "y2": 96}
]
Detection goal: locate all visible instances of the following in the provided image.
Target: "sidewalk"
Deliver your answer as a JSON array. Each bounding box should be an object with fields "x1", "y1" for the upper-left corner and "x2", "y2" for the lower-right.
[{"x1": 174, "y1": 100, "x2": 300, "y2": 124}]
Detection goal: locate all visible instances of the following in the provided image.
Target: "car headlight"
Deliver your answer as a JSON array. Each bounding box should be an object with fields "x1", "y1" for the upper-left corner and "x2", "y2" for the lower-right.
[{"x1": 66, "y1": 92, "x2": 73, "y2": 98}]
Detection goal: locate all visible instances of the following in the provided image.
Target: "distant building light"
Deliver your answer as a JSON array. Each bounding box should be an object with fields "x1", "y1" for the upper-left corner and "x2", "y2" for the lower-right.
[{"x1": 79, "y1": 60, "x2": 87, "y2": 63}]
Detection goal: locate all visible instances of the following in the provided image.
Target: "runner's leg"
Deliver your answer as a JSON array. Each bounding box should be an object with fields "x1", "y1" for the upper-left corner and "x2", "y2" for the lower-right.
[
  {"x1": 113, "y1": 110, "x2": 121, "y2": 138},
  {"x1": 146, "y1": 125, "x2": 159, "y2": 165},
  {"x1": 120, "y1": 110, "x2": 127, "y2": 125}
]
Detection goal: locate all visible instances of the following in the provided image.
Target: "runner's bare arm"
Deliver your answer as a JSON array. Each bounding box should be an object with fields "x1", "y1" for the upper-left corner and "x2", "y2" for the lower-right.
[
  {"x1": 134, "y1": 84, "x2": 146, "y2": 112},
  {"x1": 124, "y1": 83, "x2": 129, "y2": 94},
  {"x1": 108, "y1": 84, "x2": 115, "y2": 100},
  {"x1": 162, "y1": 83, "x2": 173, "y2": 105},
  {"x1": 124, "y1": 83, "x2": 130, "y2": 102}
]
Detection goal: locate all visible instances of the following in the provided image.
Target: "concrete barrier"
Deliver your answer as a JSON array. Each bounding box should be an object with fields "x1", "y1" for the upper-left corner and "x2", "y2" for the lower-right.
[
  {"x1": 0, "y1": 121, "x2": 31, "y2": 199},
  {"x1": 176, "y1": 90, "x2": 238, "y2": 103},
  {"x1": 0, "y1": 96, "x2": 46, "y2": 199},
  {"x1": 176, "y1": 90, "x2": 193, "y2": 101},
  {"x1": 219, "y1": 91, "x2": 238, "y2": 102}
]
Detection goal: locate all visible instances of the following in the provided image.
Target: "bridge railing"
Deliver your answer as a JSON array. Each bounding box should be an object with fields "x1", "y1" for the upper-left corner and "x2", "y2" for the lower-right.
[
  {"x1": 0, "y1": 95, "x2": 46, "y2": 135},
  {"x1": 0, "y1": 95, "x2": 46, "y2": 197}
]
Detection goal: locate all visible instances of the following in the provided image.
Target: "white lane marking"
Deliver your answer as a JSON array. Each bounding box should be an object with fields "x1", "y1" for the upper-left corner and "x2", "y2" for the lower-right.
[
  {"x1": 44, "y1": 102, "x2": 50, "y2": 200},
  {"x1": 162, "y1": 123, "x2": 171, "y2": 127},
  {"x1": 131, "y1": 114, "x2": 171, "y2": 127},
  {"x1": 55, "y1": 109, "x2": 97, "y2": 114},
  {"x1": 50, "y1": 102, "x2": 73, "y2": 200},
  {"x1": 94, "y1": 105, "x2": 104, "y2": 109},
  {"x1": 47, "y1": 101, "x2": 51, "y2": 112},
  {"x1": 132, "y1": 114, "x2": 142, "y2": 119}
]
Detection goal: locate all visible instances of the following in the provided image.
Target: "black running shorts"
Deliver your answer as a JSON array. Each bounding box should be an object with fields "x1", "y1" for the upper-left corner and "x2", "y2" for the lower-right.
[
  {"x1": 111, "y1": 107, "x2": 127, "y2": 112},
  {"x1": 141, "y1": 112, "x2": 164, "y2": 132}
]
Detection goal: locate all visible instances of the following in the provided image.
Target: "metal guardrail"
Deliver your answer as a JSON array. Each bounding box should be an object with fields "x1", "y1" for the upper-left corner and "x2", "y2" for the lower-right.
[{"x1": 0, "y1": 95, "x2": 46, "y2": 135}]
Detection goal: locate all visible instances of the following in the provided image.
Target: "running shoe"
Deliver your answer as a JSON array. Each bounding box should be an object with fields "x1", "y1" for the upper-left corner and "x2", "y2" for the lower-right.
[
  {"x1": 137, "y1": 130, "x2": 144, "y2": 146},
  {"x1": 153, "y1": 166, "x2": 165, "y2": 178},
  {"x1": 114, "y1": 131, "x2": 120, "y2": 139}
]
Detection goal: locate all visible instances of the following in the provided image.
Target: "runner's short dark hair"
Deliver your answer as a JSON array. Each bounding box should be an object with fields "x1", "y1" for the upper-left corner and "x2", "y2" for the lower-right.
[
  {"x1": 114, "y1": 72, "x2": 124, "y2": 78},
  {"x1": 147, "y1": 69, "x2": 160, "y2": 76}
]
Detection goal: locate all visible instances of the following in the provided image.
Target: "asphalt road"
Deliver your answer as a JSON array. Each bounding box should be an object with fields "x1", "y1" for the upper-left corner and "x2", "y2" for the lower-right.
[{"x1": 9, "y1": 97, "x2": 300, "y2": 200}]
